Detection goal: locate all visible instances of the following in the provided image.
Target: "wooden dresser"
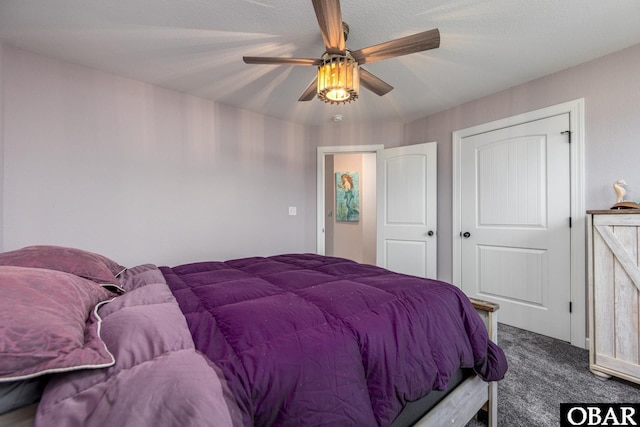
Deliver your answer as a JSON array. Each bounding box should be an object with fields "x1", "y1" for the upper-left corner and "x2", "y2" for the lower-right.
[{"x1": 587, "y1": 210, "x2": 640, "y2": 384}]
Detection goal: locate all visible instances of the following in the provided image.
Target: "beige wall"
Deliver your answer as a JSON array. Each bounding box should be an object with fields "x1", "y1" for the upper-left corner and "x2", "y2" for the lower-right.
[
  {"x1": 404, "y1": 43, "x2": 640, "y2": 282},
  {"x1": 314, "y1": 43, "x2": 640, "y2": 282},
  {"x1": 2, "y1": 42, "x2": 640, "y2": 278},
  {"x1": 0, "y1": 43, "x2": 3, "y2": 250},
  {"x1": 0, "y1": 45, "x2": 313, "y2": 266},
  {"x1": 361, "y1": 153, "x2": 377, "y2": 264}
]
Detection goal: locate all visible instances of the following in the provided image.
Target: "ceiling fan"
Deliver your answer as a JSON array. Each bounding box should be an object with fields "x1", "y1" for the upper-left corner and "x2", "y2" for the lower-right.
[{"x1": 243, "y1": 0, "x2": 440, "y2": 104}]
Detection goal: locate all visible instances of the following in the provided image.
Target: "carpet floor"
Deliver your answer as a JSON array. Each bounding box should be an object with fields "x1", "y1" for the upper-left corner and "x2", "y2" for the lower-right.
[{"x1": 466, "y1": 323, "x2": 640, "y2": 426}]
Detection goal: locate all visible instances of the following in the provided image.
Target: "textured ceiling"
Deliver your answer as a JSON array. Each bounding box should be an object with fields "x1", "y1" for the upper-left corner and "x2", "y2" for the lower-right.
[{"x1": 1, "y1": 0, "x2": 639, "y2": 126}]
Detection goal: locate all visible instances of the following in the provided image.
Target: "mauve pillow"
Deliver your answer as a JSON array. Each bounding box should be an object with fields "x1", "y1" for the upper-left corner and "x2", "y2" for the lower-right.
[
  {"x1": 118, "y1": 264, "x2": 166, "y2": 292},
  {"x1": 0, "y1": 266, "x2": 116, "y2": 382},
  {"x1": 0, "y1": 245, "x2": 125, "y2": 285}
]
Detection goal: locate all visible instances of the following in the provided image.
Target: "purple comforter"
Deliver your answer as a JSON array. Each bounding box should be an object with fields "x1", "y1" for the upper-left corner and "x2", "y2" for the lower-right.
[{"x1": 161, "y1": 254, "x2": 507, "y2": 426}]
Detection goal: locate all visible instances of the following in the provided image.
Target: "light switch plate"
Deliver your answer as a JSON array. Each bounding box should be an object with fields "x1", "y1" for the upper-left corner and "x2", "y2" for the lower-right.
[{"x1": 288, "y1": 206, "x2": 297, "y2": 216}]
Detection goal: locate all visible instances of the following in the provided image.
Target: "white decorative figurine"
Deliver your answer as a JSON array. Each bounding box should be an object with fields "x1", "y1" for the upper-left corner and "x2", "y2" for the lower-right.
[
  {"x1": 611, "y1": 179, "x2": 640, "y2": 209},
  {"x1": 613, "y1": 179, "x2": 627, "y2": 204}
]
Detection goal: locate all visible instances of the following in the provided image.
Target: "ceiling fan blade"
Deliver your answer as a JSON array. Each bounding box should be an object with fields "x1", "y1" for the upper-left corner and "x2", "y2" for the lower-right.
[
  {"x1": 359, "y1": 68, "x2": 393, "y2": 96},
  {"x1": 243, "y1": 57, "x2": 321, "y2": 66},
  {"x1": 312, "y1": 0, "x2": 345, "y2": 54},
  {"x1": 298, "y1": 77, "x2": 318, "y2": 101},
  {"x1": 351, "y1": 28, "x2": 440, "y2": 64}
]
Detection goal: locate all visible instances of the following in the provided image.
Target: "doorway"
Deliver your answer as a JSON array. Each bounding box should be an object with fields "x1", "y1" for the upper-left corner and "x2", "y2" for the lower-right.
[
  {"x1": 324, "y1": 152, "x2": 377, "y2": 264},
  {"x1": 317, "y1": 145, "x2": 383, "y2": 262},
  {"x1": 452, "y1": 99, "x2": 586, "y2": 348},
  {"x1": 317, "y1": 143, "x2": 438, "y2": 279}
]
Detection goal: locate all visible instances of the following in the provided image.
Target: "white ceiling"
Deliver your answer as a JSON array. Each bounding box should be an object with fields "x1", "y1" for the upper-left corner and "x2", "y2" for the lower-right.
[{"x1": 1, "y1": 0, "x2": 639, "y2": 126}]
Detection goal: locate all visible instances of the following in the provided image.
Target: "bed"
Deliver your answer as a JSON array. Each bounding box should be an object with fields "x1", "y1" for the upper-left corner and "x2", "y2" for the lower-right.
[{"x1": 0, "y1": 246, "x2": 507, "y2": 427}]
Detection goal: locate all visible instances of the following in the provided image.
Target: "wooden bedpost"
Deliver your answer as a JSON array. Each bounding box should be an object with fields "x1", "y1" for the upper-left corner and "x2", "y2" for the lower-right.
[{"x1": 470, "y1": 298, "x2": 500, "y2": 427}]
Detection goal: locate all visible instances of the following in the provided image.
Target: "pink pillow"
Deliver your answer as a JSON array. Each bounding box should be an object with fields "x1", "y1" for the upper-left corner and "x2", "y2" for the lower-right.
[
  {"x1": 0, "y1": 245, "x2": 125, "y2": 285},
  {"x1": 0, "y1": 266, "x2": 116, "y2": 381}
]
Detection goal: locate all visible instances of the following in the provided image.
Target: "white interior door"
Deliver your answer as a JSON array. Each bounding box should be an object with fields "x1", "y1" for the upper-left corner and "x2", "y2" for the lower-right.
[
  {"x1": 460, "y1": 114, "x2": 572, "y2": 341},
  {"x1": 377, "y1": 143, "x2": 437, "y2": 279}
]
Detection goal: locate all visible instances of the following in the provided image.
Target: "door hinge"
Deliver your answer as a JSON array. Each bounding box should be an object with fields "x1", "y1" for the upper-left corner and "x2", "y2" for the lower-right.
[
  {"x1": 569, "y1": 301, "x2": 573, "y2": 313},
  {"x1": 561, "y1": 130, "x2": 572, "y2": 143},
  {"x1": 569, "y1": 217, "x2": 572, "y2": 228}
]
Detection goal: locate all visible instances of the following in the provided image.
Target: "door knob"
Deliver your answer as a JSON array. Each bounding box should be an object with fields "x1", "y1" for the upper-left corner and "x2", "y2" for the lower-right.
[
  {"x1": 462, "y1": 231, "x2": 471, "y2": 238},
  {"x1": 427, "y1": 230, "x2": 434, "y2": 236}
]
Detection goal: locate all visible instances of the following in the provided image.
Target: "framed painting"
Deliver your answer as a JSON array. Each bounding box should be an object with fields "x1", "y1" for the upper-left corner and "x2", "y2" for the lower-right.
[{"x1": 335, "y1": 171, "x2": 360, "y2": 222}]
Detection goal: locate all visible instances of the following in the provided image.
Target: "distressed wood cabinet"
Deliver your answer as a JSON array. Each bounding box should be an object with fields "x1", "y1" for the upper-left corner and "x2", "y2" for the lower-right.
[{"x1": 587, "y1": 210, "x2": 640, "y2": 384}]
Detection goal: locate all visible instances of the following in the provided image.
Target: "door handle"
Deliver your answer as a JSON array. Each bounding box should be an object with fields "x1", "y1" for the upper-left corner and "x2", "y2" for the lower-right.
[
  {"x1": 427, "y1": 230, "x2": 434, "y2": 237},
  {"x1": 462, "y1": 231, "x2": 471, "y2": 238}
]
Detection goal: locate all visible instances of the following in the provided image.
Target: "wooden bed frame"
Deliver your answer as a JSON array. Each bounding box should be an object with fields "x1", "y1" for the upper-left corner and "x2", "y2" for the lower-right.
[
  {"x1": 412, "y1": 298, "x2": 499, "y2": 427},
  {"x1": 0, "y1": 403, "x2": 35, "y2": 427},
  {"x1": 0, "y1": 299, "x2": 500, "y2": 427}
]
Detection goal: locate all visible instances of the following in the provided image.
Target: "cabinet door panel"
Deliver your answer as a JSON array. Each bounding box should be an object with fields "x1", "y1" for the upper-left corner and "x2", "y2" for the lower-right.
[{"x1": 590, "y1": 213, "x2": 640, "y2": 384}]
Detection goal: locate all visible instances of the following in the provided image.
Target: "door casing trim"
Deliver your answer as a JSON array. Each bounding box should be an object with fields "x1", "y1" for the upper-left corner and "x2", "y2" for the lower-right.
[{"x1": 452, "y1": 98, "x2": 586, "y2": 348}]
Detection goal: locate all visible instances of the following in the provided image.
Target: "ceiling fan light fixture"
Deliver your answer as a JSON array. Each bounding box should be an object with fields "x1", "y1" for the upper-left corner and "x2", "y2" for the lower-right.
[{"x1": 317, "y1": 52, "x2": 359, "y2": 104}]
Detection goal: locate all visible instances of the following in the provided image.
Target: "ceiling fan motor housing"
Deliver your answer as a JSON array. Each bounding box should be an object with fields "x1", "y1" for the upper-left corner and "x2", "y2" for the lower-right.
[{"x1": 342, "y1": 22, "x2": 349, "y2": 41}]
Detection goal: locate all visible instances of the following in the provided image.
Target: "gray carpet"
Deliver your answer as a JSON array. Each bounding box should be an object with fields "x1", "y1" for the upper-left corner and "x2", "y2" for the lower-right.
[{"x1": 466, "y1": 323, "x2": 640, "y2": 426}]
